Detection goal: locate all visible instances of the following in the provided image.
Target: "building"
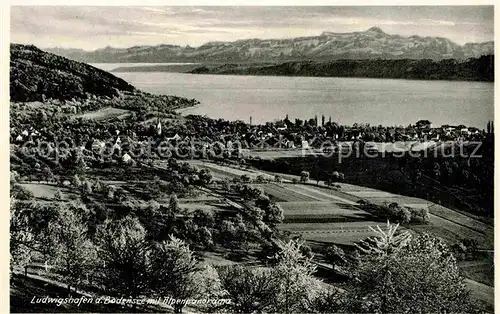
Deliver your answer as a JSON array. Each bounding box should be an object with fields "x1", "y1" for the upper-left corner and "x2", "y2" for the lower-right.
[
  {"x1": 415, "y1": 120, "x2": 432, "y2": 129},
  {"x1": 122, "y1": 153, "x2": 132, "y2": 163},
  {"x1": 157, "y1": 121, "x2": 162, "y2": 135}
]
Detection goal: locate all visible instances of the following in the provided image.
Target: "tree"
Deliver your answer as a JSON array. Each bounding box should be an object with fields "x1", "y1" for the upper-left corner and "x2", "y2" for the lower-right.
[
  {"x1": 300, "y1": 171, "x2": 309, "y2": 183},
  {"x1": 240, "y1": 174, "x2": 251, "y2": 183},
  {"x1": 324, "y1": 245, "x2": 346, "y2": 270},
  {"x1": 397, "y1": 206, "x2": 412, "y2": 224},
  {"x1": 266, "y1": 203, "x2": 284, "y2": 227},
  {"x1": 387, "y1": 203, "x2": 411, "y2": 224},
  {"x1": 150, "y1": 236, "x2": 199, "y2": 313},
  {"x1": 192, "y1": 209, "x2": 214, "y2": 228},
  {"x1": 42, "y1": 166, "x2": 54, "y2": 183},
  {"x1": 95, "y1": 217, "x2": 150, "y2": 304},
  {"x1": 168, "y1": 193, "x2": 180, "y2": 218},
  {"x1": 355, "y1": 221, "x2": 411, "y2": 256},
  {"x1": 416, "y1": 120, "x2": 432, "y2": 128},
  {"x1": 10, "y1": 198, "x2": 37, "y2": 268},
  {"x1": 255, "y1": 175, "x2": 266, "y2": 183},
  {"x1": 71, "y1": 174, "x2": 81, "y2": 188},
  {"x1": 255, "y1": 193, "x2": 271, "y2": 210},
  {"x1": 247, "y1": 206, "x2": 264, "y2": 223},
  {"x1": 198, "y1": 169, "x2": 213, "y2": 186},
  {"x1": 93, "y1": 180, "x2": 103, "y2": 193},
  {"x1": 10, "y1": 170, "x2": 19, "y2": 183},
  {"x1": 48, "y1": 205, "x2": 96, "y2": 294},
  {"x1": 196, "y1": 226, "x2": 214, "y2": 249},
  {"x1": 106, "y1": 185, "x2": 116, "y2": 200},
  {"x1": 350, "y1": 223, "x2": 474, "y2": 313},
  {"x1": 220, "y1": 179, "x2": 230, "y2": 192},
  {"x1": 274, "y1": 175, "x2": 282, "y2": 183},
  {"x1": 218, "y1": 220, "x2": 239, "y2": 249},
  {"x1": 191, "y1": 264, "x2": 227, "y2": 312},
  {"x1": 309, "y1": 288, "x2": 345, "y2": 313},
  {"x1": 418, "y1": 207, "x2": 430, "y2": 223},
  {"x1": 338, "y1": 172, "x2": 345, "y2": 181},
  {"x1": 54, "y1": 190, "x2": 63, "y2": 201},
  {"x1": 146, "y1": 199, "x2": 160, "y2": 213},
  {"x1": 82, "y1": 179, "x2": 93, "y2": 195},
  {"x1": 11, "y1": 184, "x2": 34, "y2": 200},
  {"x1": 268, "y1": 239, "x2": 325, "y2": 313},
  {"x1": 10, "y1": 199, "x2": 58, "y2": 268},
  {"x1": 219, "y1": 265, "x2": 275, "y2": 313}
]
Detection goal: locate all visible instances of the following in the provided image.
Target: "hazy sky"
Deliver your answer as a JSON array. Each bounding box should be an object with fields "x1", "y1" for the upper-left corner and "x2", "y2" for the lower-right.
[{"x1": 11, "y1": 6, "x2": 494, "y2": 50}]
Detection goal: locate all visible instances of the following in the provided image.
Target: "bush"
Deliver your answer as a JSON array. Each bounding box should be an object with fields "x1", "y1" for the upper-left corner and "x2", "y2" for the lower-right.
[{"x1": 11, "y1": 184, "x2": 34, "y2": 200}]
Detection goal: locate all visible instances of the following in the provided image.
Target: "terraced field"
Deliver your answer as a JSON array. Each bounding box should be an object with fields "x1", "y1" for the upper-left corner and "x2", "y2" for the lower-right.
[
  {"x1": 177, "y1": 202, "x2": 232, "y2": 214},
  {"x1": 280, "y1": 201, "x2": 372, "y2": 223},
  {"x1": 278, "y1": 221, "x2": 390, "y2": 245},
  {"x1": 286, "y1": 184, "x2": 359, "y2": 205},
  {"x1": 258, "y1": 184, "x2": 317, "y2": 202}
]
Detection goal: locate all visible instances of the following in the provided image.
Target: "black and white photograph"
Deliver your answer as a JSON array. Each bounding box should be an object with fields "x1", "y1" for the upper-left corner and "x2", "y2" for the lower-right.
[{"x1": 8, "y1": 4, "x2": 495, "y2": 313}]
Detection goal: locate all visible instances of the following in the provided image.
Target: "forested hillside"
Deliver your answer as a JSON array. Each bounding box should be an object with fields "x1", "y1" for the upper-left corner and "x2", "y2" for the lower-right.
[
  {"x1": 190, "y1": 55, "x2": 494, "y2": 82},
  {"x1": 10, "y1": 44, "x2": 136, "y2": 102}
]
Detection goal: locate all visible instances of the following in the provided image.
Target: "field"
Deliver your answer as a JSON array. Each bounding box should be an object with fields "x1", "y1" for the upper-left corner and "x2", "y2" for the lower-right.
[
  {"x1": 459, "y1": 257, "x2": 494, "y2": 287},
  {"x1": 76, "y1": 107, "x2": 131, "y2": 121},
  {"x1": 277, "y1": 221, "x2": 388, "y2": 245},
  {"x1": 335, "y1": 183, "x2": 494, "y2": 249},
  {"x1": 464, "y1": 279, "x2": 494, "y2": 311},
  {"x1": 19, "y1": 182, "x2": 73, "y2": 200},
  {"x1": 256, "y1": 184, "x2": 317, "y2": 202},
  {"x1": 279, "y1": 201, "x2": 373, "y2": 223}
]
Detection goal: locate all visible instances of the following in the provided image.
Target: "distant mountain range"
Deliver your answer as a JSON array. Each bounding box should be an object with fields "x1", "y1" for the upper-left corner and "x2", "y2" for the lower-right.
[{"x1": 45, "y1": 27, "x2": 494, "y2": 63}]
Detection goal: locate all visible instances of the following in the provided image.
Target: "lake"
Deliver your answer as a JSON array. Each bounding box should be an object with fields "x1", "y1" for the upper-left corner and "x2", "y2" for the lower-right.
[{"x1": 92, "y1": 65, "x2": 494, "y2": 128}]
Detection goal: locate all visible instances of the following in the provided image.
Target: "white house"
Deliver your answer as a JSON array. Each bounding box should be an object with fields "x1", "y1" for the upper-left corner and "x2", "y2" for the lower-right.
[
  {"x1": 167, "y1": 133, "x2": 181, "y2": 141},
  {"x1": 157, "y1": 121, "x2": 162, "y2": 135},
  {"x1": 122, "y1": 153, "x2": 132, "y2": 163}
]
